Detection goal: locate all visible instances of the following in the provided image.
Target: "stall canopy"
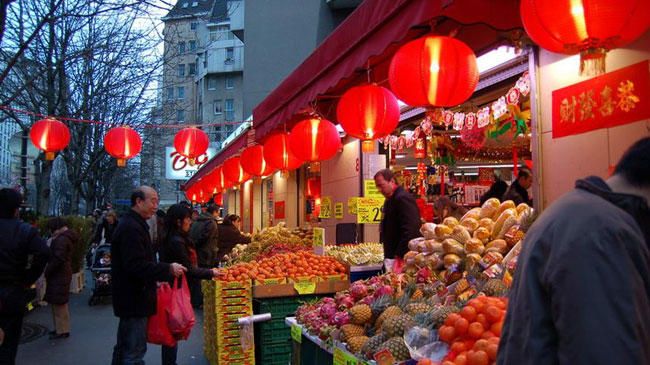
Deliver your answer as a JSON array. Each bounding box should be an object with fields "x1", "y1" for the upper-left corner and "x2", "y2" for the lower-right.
[{"x1": 185, "y1": 0, "x2": 522, "y2": 191}]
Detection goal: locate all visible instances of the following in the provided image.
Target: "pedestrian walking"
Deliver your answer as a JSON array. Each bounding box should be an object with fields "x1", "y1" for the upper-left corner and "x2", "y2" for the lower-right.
[
  {"x1": 44, "y1": 217, "x2": 79, "y2": 340},
  {"x1": 0, "y1": 188, "x2": 50, "y2": 364},
  {"x1": 111, "y1": 186, "x2": 186, "y2": 365}
]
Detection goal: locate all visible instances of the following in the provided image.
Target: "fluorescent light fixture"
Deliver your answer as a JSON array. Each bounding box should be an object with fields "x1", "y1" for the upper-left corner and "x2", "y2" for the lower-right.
[
  {"x1": 400, "y1": 130, "x2": 414, "y2": 138},
  {"x1": 395, "y1": 155, "x2": 406, "y2": 159},
  {"x1": 456, "y1": 164, "x2": 520, "y2": 169},
  {"x1": 461, "y1": 172, "x2": 479, "y2": 176},
  {"x1": 404, "y1": 167, "x2": 418, "y2": 170},
  {"x1": 477, "y1": 46, "x2": 518, "y2": 73}
]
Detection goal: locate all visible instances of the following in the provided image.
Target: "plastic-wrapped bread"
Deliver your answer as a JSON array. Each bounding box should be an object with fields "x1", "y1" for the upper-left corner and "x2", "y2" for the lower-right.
[
  {"x1": 464, "y1": 238, "x2": 485, "y2": 255},
  {"x1": 473, "y1": 227, "x2": 491, "y2": 243},
  {"x1": 486, "y1": 239, "x2": 508, "y2": 255},
  {"x1": 494, "y1": 200, "x2": 516, "y2": 220},
  {"x1": 478, "y1": 218, "x2": 495, "y2": 233},
  {"x1": 420, "y1": 223, "x2": 437, "y2": 240},
  {"x1": 480, "y1": 198, "x2": 500, "y2": 219},
  {"x1": 465, "y1": 253, "x2": 483, "y2": 268},
  {"x1": 443, "y1": 253, "x2": 462, "y2": 268},
  {"x1": 434, "y1": 224, "x2": 453, "y2": 239},
  {"x1": 442, "y1": 217, "x2": 460, "y2": 228},
  {"x1": 460, "y1": 208, "x2": 481, "y2": 222},
  {"x1": 408, "y1": 237, "x2": 425, "y2": 252},
  {"x1": 460, "y1": 218, "x2": 479, "y2": 234},
  {"x1": 450, "y1": 225, "x2": 472, "y2": 245},
  {"x1": 495, "y1": 215, "x2": 518, "y2": 239},
  {"x1": 516, "y1": 203, "x2": 531, "y2": 216},
  {"x1": 492, "y1": 209, "x2": 516, "y2": 240},
  {"x1": 424, "y1": 239, "x2": 444, "y2": 254},
  {"x1": 442, "y1": 239, "x2": 465, "y2": 256}
]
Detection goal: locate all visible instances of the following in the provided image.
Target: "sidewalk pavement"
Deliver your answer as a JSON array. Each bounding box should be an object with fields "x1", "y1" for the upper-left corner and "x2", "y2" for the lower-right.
[{"x1": 17, "y1": 271, "x2": 210, "y2": 365}]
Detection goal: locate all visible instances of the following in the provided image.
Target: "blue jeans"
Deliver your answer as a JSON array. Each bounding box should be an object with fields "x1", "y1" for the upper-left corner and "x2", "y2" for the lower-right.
[{"x1": 111, "y1": 317, "x2": 147, "y2": 365}]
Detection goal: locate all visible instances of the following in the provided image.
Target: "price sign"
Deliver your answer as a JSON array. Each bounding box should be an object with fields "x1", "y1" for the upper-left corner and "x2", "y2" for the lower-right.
[
  {"x1": 291, "y1": 324, "x2": 302, "y2": 343},
  {"x1": 293, "y1": 280, "x2": 316, "y2": 295},
  {"x1": 319, "y1": 196, "x2": 332, "y2": 218},
  {"x1": 347, "y1": 197, "x2": 357, "y2": 214},
  {"x1": 313, "y1": 227, "x2": 324, "y2": 255},
  {"x1": 356, "y1": 198, "x2": 384, "y2": 224},
  {"x1": 334, "y1": 202, "x2": 343, "y2": 219},
  {"x1": 333, "y1": 347, "x2": 359, "y2": 365},
  {"x1": 373, "y1": 348, "x2": 396, "y2": 365},
  {"x1": 363, "y1": 180, "x2": 383, "y2": 198}
]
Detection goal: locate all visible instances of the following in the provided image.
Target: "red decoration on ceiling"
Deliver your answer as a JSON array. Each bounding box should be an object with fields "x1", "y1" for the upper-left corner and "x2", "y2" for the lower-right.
[
  {"x1": 336, "y1": 84, "x2": 399, "y2": 152},
  {"x1": 306, "y1": 177, "x2": 321, "y2": 198},
  {"x1": 174, "y1": 127, "x2": 209, "y2": 164},
  {"x1": 521, "y1": 0, "x2": 650, "y2": 76},
  {"x1": 389, "y1": 35, "x2": 479, "y2": 107},
  {"x1": 213, "y1": 193, "x2": 223, "y2": 206},
  {"x1": 262, "y1": 132, "x2": 304, "y2": 172},
  {"x1": 223, "y1": 156, "x2": 250, "y2": 185},
  {"x1": 240, "y1": 145, "x2": 274, "y2": 177},
  {"x1": 103, "y1": 126, "x2": 142, "y2": 167},
  {"x1": 202, "y1": 166, "x2": 225, "y2": 194},
  {"x1": 29, "y1": 118, "x2": 71, "y2": 160},
  {"x1": 289, "y1": 118, "x2": 341, "y2": 162}
]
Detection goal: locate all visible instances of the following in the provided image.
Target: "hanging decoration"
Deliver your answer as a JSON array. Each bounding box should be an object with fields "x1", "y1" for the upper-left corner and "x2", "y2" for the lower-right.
[
  {"x1": 202, "y1": 166, "x2": 225, "y2": 194},
  {"x1": 262, "y1": 132, "x2": 304, "y2": 173},
  {"x1": 289, "y1": 118, "x2": 341, "y2": 162},
  {"x1": 103, "y1": 126, "x2": 142, "y2": 167},
  {"x1": 29, "y1": 118, "x2": 71, "y2": 160},
  {"x1": 240, "y1": 145, "x2": 274, "y2": 177},
  {"x1": 336, "y1": 84, "x2": 400, "y2": 152},
  {"x1": 213, "y1": 193, "x2": 223, "y2": 206},
  {"x1": 520, "y1": 0, "x2": 650, "y2": 76},
  {"x1": 174, "y1": 127, "x2": 209, "y2": 165},
  {"x1": 306, "y1": 177, "x2": 321, "y2": 198},
  {"x1": 223, "y1": 156, "x2": 250, "y2": 185},
  {"x1": 414, "y1": 136, "x2": 426, "y2": 159},
  {"x1": 389, "y1": 35, "x2": 479, "y2": 107}
]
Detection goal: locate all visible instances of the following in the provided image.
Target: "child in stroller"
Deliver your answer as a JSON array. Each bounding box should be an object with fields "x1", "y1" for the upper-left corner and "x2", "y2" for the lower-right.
[{"x1": 88, "y1": 244, "x2": 112, "y2": 306}]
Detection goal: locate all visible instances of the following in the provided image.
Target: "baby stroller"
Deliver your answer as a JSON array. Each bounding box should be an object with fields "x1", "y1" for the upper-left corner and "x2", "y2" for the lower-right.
[{"x1": 88, "y1": 244, "x2": 112, "y2": 306}]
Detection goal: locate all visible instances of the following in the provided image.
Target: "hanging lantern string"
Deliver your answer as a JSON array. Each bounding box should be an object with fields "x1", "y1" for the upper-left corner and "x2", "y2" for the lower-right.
[{"x1": 0, "y1": 105, "x2": 248, "y2": 129}]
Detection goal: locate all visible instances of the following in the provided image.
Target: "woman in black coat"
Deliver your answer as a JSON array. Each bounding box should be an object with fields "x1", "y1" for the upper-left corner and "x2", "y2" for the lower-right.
[
  {"x1": 44, "y1": 217, "x2": 78, "y2": 339},
  {"x1": 159, "y1": 204, "x2": 218, "y2": 365},
  {"x1": 216, "y1": 214, "x2": 251, "y2": 262}
]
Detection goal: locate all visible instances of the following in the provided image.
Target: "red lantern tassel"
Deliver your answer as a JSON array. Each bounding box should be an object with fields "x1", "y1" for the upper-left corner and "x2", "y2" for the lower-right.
[{"x1": 580, "y1": 48, "x2": 607, "y2": 77}]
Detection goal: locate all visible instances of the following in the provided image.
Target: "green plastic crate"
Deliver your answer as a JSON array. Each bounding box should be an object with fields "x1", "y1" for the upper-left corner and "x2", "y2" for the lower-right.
[
  {"x1": 256, "y1": 318, "x2": 291, "y2": 346},
  {"x1": 259, "y1": 340, "x2": 292, "y2": 357},
  {"x1": 254, "y1": 295, "x2": 321, "y2": 318},
  {"x1": 259, "y1": 352, "x2": 291, "y2": 365}
]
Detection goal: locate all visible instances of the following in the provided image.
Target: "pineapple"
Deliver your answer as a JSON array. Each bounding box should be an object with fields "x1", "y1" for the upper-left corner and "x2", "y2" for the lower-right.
[
  {"x1": 411, "y1": 287, "x2": 424, "y2": 301},
  {"x1": 405, "y1": 302, "x2": 431, "y2": 316},
  {"x1": 360, "y1": 332, "x2": 388, "y2": 359},
  {"x1": 378, "y1": 337, "x2": 411, "y2": 362},
  {"x1": 346, "y1": 335, "x2": 369, "y2": 354},
  {"x1": 382, "y1": 314, "x2": 415, "y2": 338},
  {"x1": 340, "y1": 324, "x2": 365, "y2": 342},
  {"x1": 482, "y1": 279, "x2": 507, "y2": 297},
  {"x1": 431, "y1": 305, "x2": 459, "y2": 328},
  {"x1": 349, "y1": 304, "x2": 372, "y2": 325},
  {"x1": 374, "y1": 305, "x2": 403, "y2": 331}
]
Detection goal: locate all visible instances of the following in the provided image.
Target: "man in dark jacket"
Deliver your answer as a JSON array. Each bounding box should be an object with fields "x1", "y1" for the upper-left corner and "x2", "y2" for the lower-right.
[
  {"x1": 189, "y1": 203, "x2": 219, "y2": 268},
  {"x1": 502, "y1": 168, "x2": 533, "y2": 205},
  {"x1": 0, "y1": 188, "x2": 50, "y2": 364},
  {"x1": 374, "y1": 169, "x2": 422, "y2": 272},
  {"x1": 498, "y1": 137, "x2": 650, "y2": 365},
  {"x1": 111, "y1": 186, "x2": 186, "y2": 365}
]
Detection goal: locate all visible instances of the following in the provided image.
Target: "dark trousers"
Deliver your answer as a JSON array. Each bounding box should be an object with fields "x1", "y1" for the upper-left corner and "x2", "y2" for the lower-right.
[
  {"x1": 0, "y1": 313, "x2": 23, "y2": 365},
  {"x1": 111, "y1": 317, "x2": 147, "y2": 365},
  {"x1": 188, "y1": 277, "x2": 202, "y2": 308},
  {"x1": 161, "y1": 344, "x2": 178, "y2": 365}
]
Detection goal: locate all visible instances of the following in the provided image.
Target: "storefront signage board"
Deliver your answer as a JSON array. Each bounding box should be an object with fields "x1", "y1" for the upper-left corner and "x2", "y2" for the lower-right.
[
  {"x1": 334, "y1": 202, "x2": 343, "y2": 219},
  {"x1": 356, "y1": 198, "x2": 383, "y2": 224},
  {"x1": 165, "y1": 147, "x2": 216, "y2": 180}
]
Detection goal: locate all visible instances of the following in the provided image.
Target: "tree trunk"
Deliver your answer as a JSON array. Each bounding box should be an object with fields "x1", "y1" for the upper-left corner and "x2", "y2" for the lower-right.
[{"x1": 36, "y1": 157, "x2": 52, "y2": 214}]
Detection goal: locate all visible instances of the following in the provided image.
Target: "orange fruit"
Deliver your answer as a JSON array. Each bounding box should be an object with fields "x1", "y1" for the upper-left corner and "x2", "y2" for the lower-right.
[
  {"x1": 486, "y1": 343, "x2": 498, "y2": 361},
  {"x1": 451, "y1": 341, "x2": 467, "y2": 353},
  {"x1": 467, "y1": 350, "x2": 489, "y2": 365},
  {"x1": 476, "y1": 314, "x2": 489, "y2": 329},
  {"x1": 468, "y1": 322, "x2": 484, "y2": 339},
  {"x1": 446, "y1": 313, "x2": 462, "y2": 327},
  {"x1": 439, "y1": 325, "x2": 457, "y2": 343},
  {"x1": 490, "y1": 321, "x2": 503, "y2": 336},
  {"x1": 485, "y1": 306, "x2": 501, "y2": 323},
  {"x1": 460, "y1": 306, "x2": 478, "y2": 322},
  {"x1": 454, "y1": 353, "x2": 468, "y2": 365},
  {"x1": 455, "y1": 317, "x2": 469, "y2": 336},
  {"x1": 473, "y1": 339, "x2": 489, "y2": 352}
]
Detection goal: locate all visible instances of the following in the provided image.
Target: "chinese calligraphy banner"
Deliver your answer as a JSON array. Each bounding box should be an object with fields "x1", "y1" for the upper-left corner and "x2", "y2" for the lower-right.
[{"x1": 552, "y1": 60, "x2": 650, "y2": 139}]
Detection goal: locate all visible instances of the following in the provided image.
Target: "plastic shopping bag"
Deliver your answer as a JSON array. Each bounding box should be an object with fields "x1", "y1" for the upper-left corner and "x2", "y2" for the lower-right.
[
  {"x1": 167, "y1": 274, "x2": 196, "y2": 340},
  {"x1": 147, "y1": 282, "x2": 176, "y2": 347}
]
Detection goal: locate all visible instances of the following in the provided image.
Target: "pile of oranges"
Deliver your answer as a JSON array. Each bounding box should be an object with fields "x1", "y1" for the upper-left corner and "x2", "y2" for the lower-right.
[
  {"x1": 217, "y1": 251, "x2": 347, "y2": 282},
  {"x1": 438, "y1": 296, "x2": 508, "y2": 365}
]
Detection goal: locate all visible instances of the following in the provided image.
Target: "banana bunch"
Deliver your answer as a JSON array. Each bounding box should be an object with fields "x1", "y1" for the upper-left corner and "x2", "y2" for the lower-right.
[{"x1": 325, "y1": 242, "x2": 384, "y2": 266}]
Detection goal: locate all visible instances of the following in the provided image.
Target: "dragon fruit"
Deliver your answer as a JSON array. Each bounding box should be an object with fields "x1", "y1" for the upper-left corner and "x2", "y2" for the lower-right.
[
  {"x1": 337, "y1": 295, "x2": 355, "y2": 310},
  {"x1": 373, "y1": 284, "x2": 394, "y2": 298},
  {"x1": 349, "y1": 282, "x2": 369, "y2": 300},
  {"x1": 322, "y1": 297, "x2": 336, "y2": 305},
  {"x1": 332, "y1": 311, "x2": 350, "y2": 327},
  {"x1": 320, "y1": 302, "x2": 337, "y2": 321},
  {"x1": 360, "y1": 296, "x2": 375, "y2": 306}
]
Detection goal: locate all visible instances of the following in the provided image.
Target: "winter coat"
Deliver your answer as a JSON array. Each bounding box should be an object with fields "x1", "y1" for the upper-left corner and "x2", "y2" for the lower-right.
[
  {"x1": 92, "y1": 218, "x2": 117, "y2": 244},
  {"x1": 216, "y1": 222, "x2": 251, "y2": 262},
  {"x1": 111, "y1": 209, "x2": 172, "y2": 318},
  {"x1": 502, "y1": 179, "x2": 532, "y2": 206},
  {"x1": 189, "y1": 212, "x2": 219, "y2": 268},
  {"x1": 160, "y1": 233, "x2": 213, "y2": 281},
  {"x1": 498, "y1": 176, "x2": 650, "y2": 365},
  {"x1": 44, "y1": 229, "x2": 78, "y2": 305},
  {"x1": 0, "y1": 219, "x2": 49, "y2": 314},
  {"x1": 380, "y1": 186, "x2": 422, "y2": 259}
]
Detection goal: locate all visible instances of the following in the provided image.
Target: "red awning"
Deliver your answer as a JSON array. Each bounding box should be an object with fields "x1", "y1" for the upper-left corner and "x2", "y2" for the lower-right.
[
  {"x1": 182, "y1": 130, "x2": 249, "y2": 190},
  {"x1": 252, "y1": 0, "x2": 522, "y2": 142}
]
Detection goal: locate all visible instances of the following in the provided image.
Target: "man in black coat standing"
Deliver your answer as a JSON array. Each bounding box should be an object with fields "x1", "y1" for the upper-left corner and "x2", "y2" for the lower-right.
[
  {"x1": 502, "y1": 168, "x2": 533, "y2": 206},
  {"x1": 374, "y1": 169, "x2": 421, "y2": 272},
  {"x1": 0, "y1": 188, "x2": 49, "y2": 364},
  {"x1": 111, "y1": 186, "x2": 186, "y2": 365}
]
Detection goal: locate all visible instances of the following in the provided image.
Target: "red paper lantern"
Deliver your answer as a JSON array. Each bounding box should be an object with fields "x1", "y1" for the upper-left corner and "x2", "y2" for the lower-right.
[
  {"x1": 104, "y1": 126, "x2": 142, "y2": 167},
  {"x1": 174, "y1": 127, "x2": 209, "y2": 164},
  {"x1": 389, "y1": 36, "x2": 478, "y2": 107},
  {"x1": 337, "y1": 84, "x2": 400, "y2": 153},
  {"x1": 213, "y1": 193, "x2": 223, "y2": 206},
  {"x1": 263, "y1": 133, "x2": 304, "y2": 172},
  {"x1": 29, "y1": 118, "x2": 71, "y2": 160},
  {"x1": 203, "y1": 166, "x2": 225, "y2": 194},
  {"x1": 289, "y1": 118, "x2": 341, "y2": 162},
  {"x1": 521, "y1": 0, "x2": 650, "y2": 76},
  {"x1": 240, "y1": 145, "x2": 274, "y2": 177},
  {"x1": 306, "y1": 177, "x2": 321, "y2": 198},
  {"x1": 223, "y1": 156, "x2": 250, "y2": 185}
]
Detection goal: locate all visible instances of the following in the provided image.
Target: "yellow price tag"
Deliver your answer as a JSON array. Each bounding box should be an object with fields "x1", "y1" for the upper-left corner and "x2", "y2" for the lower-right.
[
  {"x1": 293, "y1": 280, "x2": 317, "y2": 295},
  {"x1": 364, "y1": 180, "x2": 384, "y2": 198},
  {"x1": 291, "y1": 324, "x2": 302, "y2": 343},
  {"x1": 333, "y1": 347, "x2": 359, "y2": 365},
  {"x1": 319, "y1": 196, "x2": 332, "y2": 218},
  {"x1": 334, "y1": 202, "x2": 343, "y2": 219},
  {"x1": 356, "y1": 198, "x2": 384, "y2": 224},
  {"x1": 347, "y1": 197, "x2": 357, "y2": 214}
]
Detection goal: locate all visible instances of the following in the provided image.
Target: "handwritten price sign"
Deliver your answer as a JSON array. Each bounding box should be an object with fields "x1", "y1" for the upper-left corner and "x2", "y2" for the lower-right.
[
  {"x1": 319, "y1": 196, "x2": 332, "y2": 218},
  {"x1": 356, "y1": 198, "x2": 384, "y2": 224}
]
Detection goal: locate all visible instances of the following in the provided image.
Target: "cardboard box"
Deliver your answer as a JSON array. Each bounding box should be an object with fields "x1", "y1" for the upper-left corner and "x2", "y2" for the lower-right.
[{"x1": 252, "y1": 279, "x2": 350, "y2": 298}]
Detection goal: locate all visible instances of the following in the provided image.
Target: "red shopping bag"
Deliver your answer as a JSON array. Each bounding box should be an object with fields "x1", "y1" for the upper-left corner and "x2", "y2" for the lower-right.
[
  {"x1": 147, "y1": 282, "x2": 176, "y2": 346},
  {"x1": 167, "y1": 274, "x2": 196, "y2": 340}
]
